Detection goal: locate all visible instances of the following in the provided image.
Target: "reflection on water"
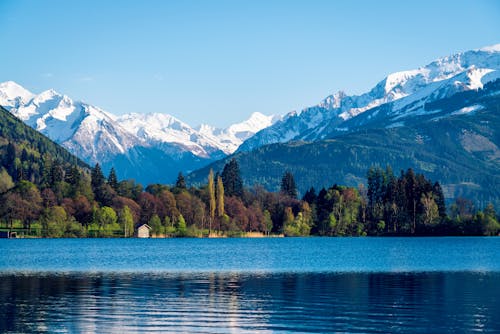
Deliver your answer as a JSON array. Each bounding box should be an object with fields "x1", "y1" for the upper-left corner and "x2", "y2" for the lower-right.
[{"x1": 1, "y1": 272, "x2": 499, "y2": 333}]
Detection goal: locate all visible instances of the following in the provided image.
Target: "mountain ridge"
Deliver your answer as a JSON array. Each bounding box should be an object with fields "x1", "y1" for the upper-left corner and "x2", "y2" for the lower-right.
[
  {"x1": 1, "y1": 44, "x2": 499, "y2": 189},
  {"x1": 0, "y1": 81, "x2": 278, "y2": 183},
  {"x1": 238, "y1": 44, "x2": 500, "y2": 152}
]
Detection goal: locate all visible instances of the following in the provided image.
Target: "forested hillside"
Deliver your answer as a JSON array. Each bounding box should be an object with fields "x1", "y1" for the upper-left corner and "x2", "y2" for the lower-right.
[
  {"x1": 0, "y1": 105, "x2": 498, "y2": 238},
  {"x1": 0, "y1": 105, "x2": 89, "y2": 186},
  {"x1": 188, "y1": 82, "x2": 500, "y2": 208}
]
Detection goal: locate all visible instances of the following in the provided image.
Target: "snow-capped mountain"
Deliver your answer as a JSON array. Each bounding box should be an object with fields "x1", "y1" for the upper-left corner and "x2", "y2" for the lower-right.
[
  {"x1": 2, "y1": 44, "x2": 499, "y2": 185},
  {"x1": 239, "y1": 44, "x2": 500, "y2": 151},
  {"x1": 195, "y1": 112, "x2": 281, "y2": 154},
  {"x1": 116, "y1": 111, "x2": 280, "y2": 157},
  {"x1": 0, "y1": 80, "x2": 278, "y2": 183},
  {"x1": 0, "y1": 81, "x2": 139, "y2": 162}
]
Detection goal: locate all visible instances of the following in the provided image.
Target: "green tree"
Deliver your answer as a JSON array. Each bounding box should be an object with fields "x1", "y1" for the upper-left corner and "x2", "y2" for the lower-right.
[
  {"x1": 282, "y1": 206, "x2": 295, "y2": 235},
  {"x1": 284, "y1": 206, "x2": 311, "y2": 237},
  {"x1": 263, "y1": 209, "x2": 273, "y2": 235},
  {"x1": 477, "y1": 204, "x2": 500, "y2": 236},
  {"x1": 94, "y1": 206, "x2": 119, "y2": 237},
  {"x1": 164, "y1": 216, "x2": 175, "y2": 236},
  {"x1": 108, "y1": 167, "x2": 119, "y2": 191},
  {"x1": 118, "y1": 206, "x2": 134, "y2": 237},
  {"x1": 91, "y1": 163, "x2": 105, "y2": 190},
  {"x1": 176, "y1": 214, "x2": 187, "y2": 237},
  {"x1": 221, "y1": 158, "x2": 243, "y2": 197},
  {"x1": 149, "y1": 214, "x2": 162, "y2": 236},
  {"x1": 42, "y1": 206, "x2": 66, "y2": 237},
  {"x1": 208, "y1": 169, "x2": 216, "y2": 231},
  {"x1": 0, "y1": 168, "x2": 14, "y2": 193},
  {"x1": 175, "y1": 172, "x2": 186, "y2": 189},
  {"x1": 41, "y1": 206, "x2": 84, "y2": 238}
]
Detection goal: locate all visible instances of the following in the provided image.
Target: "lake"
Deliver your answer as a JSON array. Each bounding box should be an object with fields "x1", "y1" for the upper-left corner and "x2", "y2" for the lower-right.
[{"x1": 1, "y1": 237, "x2": 499, "y2": 333}]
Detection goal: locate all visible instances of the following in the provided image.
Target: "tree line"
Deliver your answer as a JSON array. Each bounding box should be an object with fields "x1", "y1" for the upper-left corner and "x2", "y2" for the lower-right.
[{"x1": 0, "y1": 153, "x2": 498, "y2": 237}]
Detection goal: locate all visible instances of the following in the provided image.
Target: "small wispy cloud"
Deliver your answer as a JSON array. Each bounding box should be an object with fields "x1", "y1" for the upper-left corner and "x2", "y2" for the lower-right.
[{"x1": 41, "y1": 72, "x2": 54, "y2": 78}]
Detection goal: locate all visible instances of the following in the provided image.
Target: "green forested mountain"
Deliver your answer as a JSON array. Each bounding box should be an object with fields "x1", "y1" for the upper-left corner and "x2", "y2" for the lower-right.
[
  {"x1": 0, "y1": 105, "x2": 89, "y2": 186},
  {"x1": 187, "y1": 84, "x2": 500, "y2": 208}
]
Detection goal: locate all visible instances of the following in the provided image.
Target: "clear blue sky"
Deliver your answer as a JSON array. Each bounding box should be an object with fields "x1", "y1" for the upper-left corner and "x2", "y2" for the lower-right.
[{"x1": 1, "y1": 0, "x2": 498, "y2": 127}]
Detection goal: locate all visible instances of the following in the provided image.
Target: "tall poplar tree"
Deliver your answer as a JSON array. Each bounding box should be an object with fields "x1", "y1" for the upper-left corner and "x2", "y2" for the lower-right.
[{"x1": 208, "y1": 169, "x2": 216, "y2": 231}]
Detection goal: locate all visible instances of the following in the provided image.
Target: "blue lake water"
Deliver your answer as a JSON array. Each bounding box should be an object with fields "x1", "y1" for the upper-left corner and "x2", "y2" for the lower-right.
[{"x1": 1, "y1": 237, "x2": 500, "y2": 333}]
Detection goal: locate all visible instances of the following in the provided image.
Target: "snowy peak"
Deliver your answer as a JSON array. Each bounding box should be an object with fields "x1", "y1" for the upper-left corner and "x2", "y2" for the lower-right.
[
  {"x1": 0, "y1": 81, "x2": 35, "y2": 108},
  {"x1": 226, "y1": 112, "x2": 279, "y2": 138},
  {"x1": 238, "y1": 44, "x2": 500, "y2": 151},
  {"x1": 0, "y1": 81, "x2": 138, "y2": 161},
  {"x1": 478, "y1": 43, "x2": 500, "y2": 53},
  {"x1": 0, "y1": 80, "x2": 278, "y2": 163},
  {"x1": 117, "y1": 110, "x2": 279, "y2": 156},
  {"x1": 195, "y1": 112, "x2": 280, "y2": 154},
  {"x1": 116, "y1": 112, "x2": 216, "y2": 157}
]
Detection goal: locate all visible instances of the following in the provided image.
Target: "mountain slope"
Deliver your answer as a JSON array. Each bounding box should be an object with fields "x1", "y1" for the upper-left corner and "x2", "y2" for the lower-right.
[
  {"x1": 0, "y1": 104, "x2": 89, "y2": 186},
  {"x1": 0, "y1": 81, "x2": 277, "y2": 184},
  {"x1": 239, "y1": 44, "x2": 500, "y2": 152},
  {"x1": 188, "y1": 79, "x2": 500, "y2": 208}
]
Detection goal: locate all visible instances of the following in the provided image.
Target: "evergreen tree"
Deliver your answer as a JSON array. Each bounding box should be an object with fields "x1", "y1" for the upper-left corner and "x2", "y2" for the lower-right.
[
  {"x1": 404, "y1": 168, "x2": 418, "y2": 234},
  {"x1": 280, "y1": 171, "x2": 298, "y2": 198},
  {"x1": 432, "y1": 181, "x2": 446, "y2": 218},
  {"x1": 5, "y1": 142, "x2": 16, "y2": 177},
  {"x1": 221, "y1": 158, "x2": 243, "y2": 198},
  {"x1": 175, "y1": 172, "x2": 186, "y2": 189},
  {"x1": 91, "y1": 163, "x2": 105, "y2": 191},
  {"x1": 108, "y1": 167, "x2": 118, "y2": 191},
  {"x1": 315, "y1": 188, "x2": 330, "y2": 235},
  {"x1": 50, "y1": 163, "x2": 64, "y2": 186},
  {"x1": 302, "y1": 187, "x2": 317, "y2": 205},
  {"x1": 66, "y1": 166, "x2": 81, "y2": 187}
]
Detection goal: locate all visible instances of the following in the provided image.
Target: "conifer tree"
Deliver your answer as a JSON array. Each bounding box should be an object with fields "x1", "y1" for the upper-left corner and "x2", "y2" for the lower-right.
[
  {"x1": 175, "y1": 172, "x2": 186, "y2": 189},
  {"x1": 302, "y1": 187, "x2": 317, "y2": 205},
  {"x1": 221, "y1": 158, "x2": 243, "y2": 197},
  {"x1": 432, "y1": 181, "x2": 446, "y2": 218},
  {"x1": 108, "y1": 167, "x2": 118, "y2": 191},
  {"x1": 91, "y1": 163, "x2": 105, "y2": 191}
]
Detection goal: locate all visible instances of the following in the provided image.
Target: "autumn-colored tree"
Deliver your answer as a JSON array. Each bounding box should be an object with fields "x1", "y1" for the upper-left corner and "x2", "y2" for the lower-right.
[{"x1": 420, "y1": 192, "x2": 439, "y2": 227}]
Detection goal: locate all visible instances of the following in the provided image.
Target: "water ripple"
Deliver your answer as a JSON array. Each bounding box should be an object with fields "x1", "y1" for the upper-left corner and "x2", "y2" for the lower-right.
[{"x1": 1, "y1": 272, "x2": 499, "y2": 333}]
